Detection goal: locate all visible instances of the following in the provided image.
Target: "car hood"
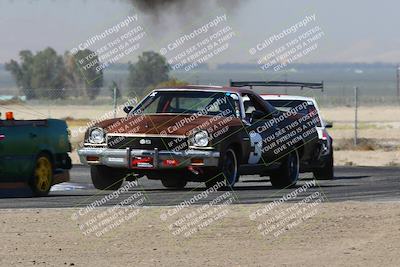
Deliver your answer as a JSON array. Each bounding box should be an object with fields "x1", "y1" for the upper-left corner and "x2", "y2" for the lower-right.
[{"x1": 94, "y1": 114, "x2": 240, "y2": 136}]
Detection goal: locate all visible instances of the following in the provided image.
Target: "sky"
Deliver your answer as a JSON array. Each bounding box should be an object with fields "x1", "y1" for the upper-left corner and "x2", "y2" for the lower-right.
[{"x1": 0, "y1": 0, "x2": 399, "y2": 64}]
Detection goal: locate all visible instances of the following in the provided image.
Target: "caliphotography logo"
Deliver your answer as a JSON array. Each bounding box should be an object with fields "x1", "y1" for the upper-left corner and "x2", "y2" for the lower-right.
[{"x1": 1, "y1": 0, "x2": 399, "y2": 266}]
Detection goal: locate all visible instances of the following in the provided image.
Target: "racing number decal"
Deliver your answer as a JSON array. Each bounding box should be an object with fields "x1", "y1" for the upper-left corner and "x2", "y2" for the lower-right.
[{"x1": 248, "y1": 131, "x2": 263, "y2": 164}]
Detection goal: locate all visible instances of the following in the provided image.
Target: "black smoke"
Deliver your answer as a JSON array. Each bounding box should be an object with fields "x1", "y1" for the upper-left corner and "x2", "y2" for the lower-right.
[{"x1": 127, "y1": 0, "x2": 240, "y2": 21}]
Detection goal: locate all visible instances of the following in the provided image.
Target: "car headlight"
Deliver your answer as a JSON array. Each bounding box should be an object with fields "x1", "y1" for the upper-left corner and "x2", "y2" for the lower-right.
[
  {"x1": 89, "y1": 127, "x2": 105, "y2": 144},
  {"x1": 191, "y1": 130, "x2": 209, "y2": 147}
]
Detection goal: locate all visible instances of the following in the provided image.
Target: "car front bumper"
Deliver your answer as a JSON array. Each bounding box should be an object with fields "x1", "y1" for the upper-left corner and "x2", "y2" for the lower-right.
[{"x1": 78, "y1": 147, "x2": 220, "y2": 169}]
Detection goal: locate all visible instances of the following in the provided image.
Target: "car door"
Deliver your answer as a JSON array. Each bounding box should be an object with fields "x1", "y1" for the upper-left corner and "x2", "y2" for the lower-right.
[
  {"x1": 243, "y1": 93, "x2": 280, "y2": 166},
  {"x1": 0, "y1": 121, "x2": 39, "y2": 181},
  {"x1": 271, "y1": 100, "x2": 320, "y2": 160}
]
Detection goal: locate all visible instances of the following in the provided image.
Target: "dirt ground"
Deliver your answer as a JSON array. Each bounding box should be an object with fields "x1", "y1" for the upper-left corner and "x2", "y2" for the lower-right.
[
  {"x1": 319, "y1": 106, "x2": 400, "y2": 123},
  {"x1": 1, "y1": 202, "x2": 400, "y2": 267},
  {"x1": 334, "y1": 150, "x2": 400, "y2": 166}
]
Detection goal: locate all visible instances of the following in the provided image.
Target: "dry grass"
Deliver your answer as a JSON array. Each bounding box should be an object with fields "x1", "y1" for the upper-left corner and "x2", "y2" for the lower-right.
[
  {"x1": 0, "y1": 98, "x2": 24, "y2": 105},
  {"x1": 334, "y1": 138, "x2": 400, "y2": 151},
  {"x1": 334, "y1": 138, "x2": 379, "y2": 151}
]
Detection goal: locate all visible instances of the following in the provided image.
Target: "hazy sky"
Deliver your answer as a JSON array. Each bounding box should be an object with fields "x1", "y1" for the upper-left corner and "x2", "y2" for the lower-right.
[{"x1": 0, "y1": 0, "x2": 399, "y2": 64}]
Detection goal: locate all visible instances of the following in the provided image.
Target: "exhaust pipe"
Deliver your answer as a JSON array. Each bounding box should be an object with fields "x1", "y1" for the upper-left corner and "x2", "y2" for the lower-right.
[{"x1": 188, "y1": 166, "x2": 203, "y2": 175}]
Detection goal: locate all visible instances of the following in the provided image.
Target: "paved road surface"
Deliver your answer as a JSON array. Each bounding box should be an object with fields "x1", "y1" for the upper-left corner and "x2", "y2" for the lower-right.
[{"x1": 0, "y1": 166, "x2": 399, "y2": 209}]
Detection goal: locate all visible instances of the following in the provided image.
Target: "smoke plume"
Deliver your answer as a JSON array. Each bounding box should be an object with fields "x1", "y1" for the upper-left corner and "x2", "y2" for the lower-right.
[{"x1": 127, "y1": 0, "x2": 241, "y2": 22}]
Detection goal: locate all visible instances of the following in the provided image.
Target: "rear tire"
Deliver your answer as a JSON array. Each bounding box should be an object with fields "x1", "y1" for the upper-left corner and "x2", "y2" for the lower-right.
[
  {"x1": 270, "y1": 150, "x2": 299, "y2": 188},
  {"x1": 314, "y1": 150, "x2": 334, "y2": 180},
  {"x1": 90, "y1": 165, "x2": 125, "y2": 190},
  {"x1": 30, "y1": 153, "x2": 53, "y2": 197}
]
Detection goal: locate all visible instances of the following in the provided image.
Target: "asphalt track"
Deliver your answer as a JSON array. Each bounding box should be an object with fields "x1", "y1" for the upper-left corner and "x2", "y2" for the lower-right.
[{"x1": 0, "y1": 165, "x2": 399, "y2": 209}]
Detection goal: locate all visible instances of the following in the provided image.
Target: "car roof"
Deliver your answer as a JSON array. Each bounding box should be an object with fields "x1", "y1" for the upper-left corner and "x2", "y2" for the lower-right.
[{"x1": 154, "y1": 85, "x2": 255, "y2": 94}]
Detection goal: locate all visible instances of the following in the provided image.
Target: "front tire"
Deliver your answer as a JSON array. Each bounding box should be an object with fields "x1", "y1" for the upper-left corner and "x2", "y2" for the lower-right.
[
  {"x1": 205, "y1": 148, "x2": 239, "y2": 189},
  {"x1": 90, "y1": 165, "x2": 125, "y2": 190},
  {"x1": 270, "y1": 150, "x2": 299, "y2": 188}
]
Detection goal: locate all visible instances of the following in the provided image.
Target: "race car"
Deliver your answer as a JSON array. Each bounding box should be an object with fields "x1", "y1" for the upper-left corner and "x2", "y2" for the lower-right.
[
  {"x1": 0, "y1": 112, "x2": 72, "y2": 196},
  {"x1": 259, "y1": 94, "x2": 334, "y2": 180},
  {"x1": 78, "y1": 82, "x2": 323, "y2": 190}
]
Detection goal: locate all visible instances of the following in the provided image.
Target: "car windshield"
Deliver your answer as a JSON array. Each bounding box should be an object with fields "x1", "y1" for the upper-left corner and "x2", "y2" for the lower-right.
[
  {"x1": 134, "y1": 90, "x2": 240, "y2": 117},
  {"x1": 265, "y1": 99, "x2": 322, "y2": 126}
]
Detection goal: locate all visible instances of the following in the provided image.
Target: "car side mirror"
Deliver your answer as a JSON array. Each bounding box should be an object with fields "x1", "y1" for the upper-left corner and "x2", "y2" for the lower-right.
[
  {"x1": 123, "y1": 106, "x2": 133, "y2": 114},
  {"x1": 324, "y1": 121, "x2": 333, "y2": 128},
  {"x1": 251, "y1": 110, "x2": 267, "y2": 122}
]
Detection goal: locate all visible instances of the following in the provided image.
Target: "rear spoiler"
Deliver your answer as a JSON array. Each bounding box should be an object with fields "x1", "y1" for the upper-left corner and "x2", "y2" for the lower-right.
[{"x1": 229, "y1": 80, "x2": 324, "y2": 91}]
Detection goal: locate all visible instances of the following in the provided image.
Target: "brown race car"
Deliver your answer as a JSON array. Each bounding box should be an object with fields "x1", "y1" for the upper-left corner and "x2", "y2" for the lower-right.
[{"x1": 78, "y1": 83, "x2": 322, "y2": 190}]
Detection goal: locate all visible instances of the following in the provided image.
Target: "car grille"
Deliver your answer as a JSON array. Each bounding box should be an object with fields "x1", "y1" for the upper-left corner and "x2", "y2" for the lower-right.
[{"x1": 107, "y1": 135, "x2": 189, "y2": 151}]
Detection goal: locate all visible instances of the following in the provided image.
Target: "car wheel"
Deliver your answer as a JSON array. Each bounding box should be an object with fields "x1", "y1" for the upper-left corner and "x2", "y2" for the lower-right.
[
  {"x1": 90, "y1": 165, "x2": 125, "y2": 190},
  {"x1": 161, "y1": 176, "x2": 187, "y2": 189},
  {"x1": 205, "y1": 148, "x2": 239, "y2": 189},
  {"x1": 314, "y1": 150, "x2": 334, "y2": 180},
  {"x1": 30, "y1": 153, "x2": 53, "y2": 196},
  {"x1": 270, "y1": 150, "x2": 299, "y2": 188}
]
